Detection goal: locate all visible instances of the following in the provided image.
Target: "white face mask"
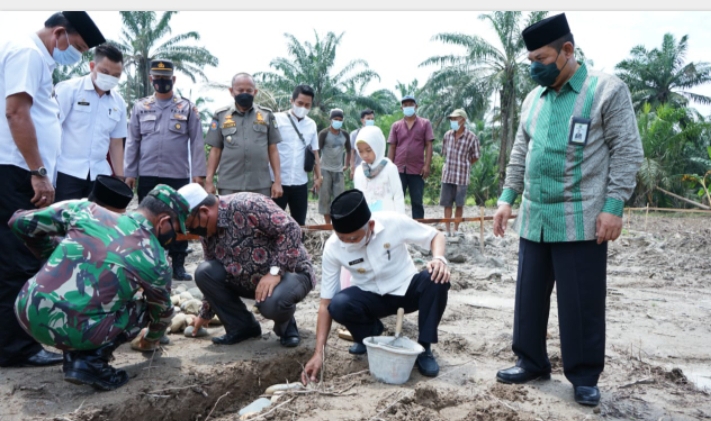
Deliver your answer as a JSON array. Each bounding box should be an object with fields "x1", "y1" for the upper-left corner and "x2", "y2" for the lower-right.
[
  {"x1": 94, "y1": 72, "x2": 120, "y2": 91},
  {"x1": 292, "y1": 105, "x2": 309, "y2": 119},
  {"x1": 343, "y1": 228, "x2": 371, "y2": 252}
]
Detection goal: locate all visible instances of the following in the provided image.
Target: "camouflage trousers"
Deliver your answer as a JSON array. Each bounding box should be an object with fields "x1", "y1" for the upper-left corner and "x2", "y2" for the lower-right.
[{"x1": 14, "y1": 294, "x2": 149, "y2": 352}]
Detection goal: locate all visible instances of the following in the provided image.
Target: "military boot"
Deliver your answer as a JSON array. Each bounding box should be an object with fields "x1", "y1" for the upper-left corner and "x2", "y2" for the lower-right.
[
  {"x1": 64, "y1": 337, "x2": 129, "y2": 391},
  {"x1": 172, "y1": 254, "x2": 192, "y2": 281}
]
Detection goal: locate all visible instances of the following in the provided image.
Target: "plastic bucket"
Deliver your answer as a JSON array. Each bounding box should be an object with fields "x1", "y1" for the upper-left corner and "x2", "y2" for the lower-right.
[{"x1": 363, "y1": 336, "x2": 424, "y2": 384}]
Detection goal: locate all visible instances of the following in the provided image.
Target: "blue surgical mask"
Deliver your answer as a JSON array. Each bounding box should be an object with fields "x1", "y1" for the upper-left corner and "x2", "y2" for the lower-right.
[
  {"x1": 331, "y1": 120, "x2": 343, "y2": 130},
  {"x1": 52, "y1": 32, "x2": 82, "y2": 66},
  {"x1": 365, "y1": 120, "x2": 375, "y2": 127},
  {"x1": 403, "y1": 106, "x2": 416, "y2": 117},
  {"x1": 450, "y1": 120, "x2": 460, "y2": 131},
  {"x1": 530, "y1": 51, "x2": 562, "y2": 87}
]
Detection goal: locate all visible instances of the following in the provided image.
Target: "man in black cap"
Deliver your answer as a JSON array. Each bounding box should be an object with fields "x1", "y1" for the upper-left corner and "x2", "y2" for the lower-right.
[
  {"x1": 0, "y1": 11, "x2": 104, "y2": 368},
  {"x1": 89, "y1": 175, "x2": 134, "y2": 213},
  {"x1": 124, "y1": 58, "x2": 207, "y2": 281},
  {"x1": 493, "y1": 13, "x2": 643, "y2": 406},
  {"x1": 301, "y1": 189, "x2": 451, "y2": 384}
]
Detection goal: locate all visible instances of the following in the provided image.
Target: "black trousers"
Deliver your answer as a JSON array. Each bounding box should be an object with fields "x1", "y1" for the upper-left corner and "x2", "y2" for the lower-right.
[
  {"x1": 273, "y1": 183, "x2": 308, "y2": 226},
  {"x1": 399, "y1": 173, "x2": 425, "y2": 219},
  {"x1": 0, "y1": 165, "x2": 44, "y2": 366},
  {"x1": 137, "y1": 176, "x2": 190, "y2": 266},
  {"x1": 328, "y1": 269, "x2": 450, "y2": 345},
  {"x1": 55, "y1": 171, "x2": 93, "y2": 203},
  {"x1": 512, "y1": 238, "x2": 608, "y2": 386},
  {"x1": 195, "y1": 260, "x2": 312, "y2": 336}
]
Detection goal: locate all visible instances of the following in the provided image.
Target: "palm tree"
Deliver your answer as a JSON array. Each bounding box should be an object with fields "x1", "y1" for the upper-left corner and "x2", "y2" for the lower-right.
[
  {"x1": 112, "y1": 11, "x2": 218, "y2": 107},
  {"x1": 256, "y1": 31, "x2": 381, "y2": 129},
  {"x1": 616, "y1": 33, "x2": 711, "y2": 112},
  {"x1": 421, "y1": 11, "x2": 549, "y2": 191}
]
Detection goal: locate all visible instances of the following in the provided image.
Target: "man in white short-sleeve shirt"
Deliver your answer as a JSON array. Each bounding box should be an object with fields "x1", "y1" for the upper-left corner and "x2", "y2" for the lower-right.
[
  {"x1": 302, "y1": 189, "x2": 451, "y2": 383},
  {"x1": 0, "y1": 11, "x2": 105, "y2": 368},
  {"x1": 272, "y1": 84, "x2": 322, "y2": 226},
  {"x1": 54, "y1": 43, "x2": 128, "y2": 202}
]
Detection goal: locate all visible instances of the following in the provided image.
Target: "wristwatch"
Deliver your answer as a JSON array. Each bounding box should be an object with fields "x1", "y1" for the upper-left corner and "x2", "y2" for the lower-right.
[
  {"x1": 269, "y1": 266, "x2": 282, "y2": 276},
  {"x1": 30, "y1": 166, "x2": 47, "y2": 177},
  {"x1": 433, "y1": 256, "x2": 448, "y2": 266}
]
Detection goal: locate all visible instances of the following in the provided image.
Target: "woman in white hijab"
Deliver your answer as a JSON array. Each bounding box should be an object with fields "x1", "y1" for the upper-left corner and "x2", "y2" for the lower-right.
[{"x1": 352, "y1": 126, "x2": 406, "y2": 215}]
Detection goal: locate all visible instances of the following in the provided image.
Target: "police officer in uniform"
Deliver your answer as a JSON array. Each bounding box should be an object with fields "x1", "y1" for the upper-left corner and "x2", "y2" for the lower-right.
[
  {"x1": 0, "y1": 11, "x2": 105, "y2": 368},
  {"x1": 124, "y1": 59, "x2": 207, "y2": 281},
  {"x1": 204, "y1": 72, "x2": 283, "y2": 198}
]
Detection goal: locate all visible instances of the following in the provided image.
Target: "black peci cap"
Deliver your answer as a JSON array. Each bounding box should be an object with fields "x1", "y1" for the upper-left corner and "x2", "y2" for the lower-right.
[
  {"x1": 521, "y1": 13, "x2": 571, "y2": 52},
  {"x1": 62, "y1": 11, "x2": 106, "y2": 48},
  {"x1": 89, "y1": 175, "x2": 134, "y2": 210},
  {"x1": 330, "y1": 189, "x2": 371, "y2": 234}
]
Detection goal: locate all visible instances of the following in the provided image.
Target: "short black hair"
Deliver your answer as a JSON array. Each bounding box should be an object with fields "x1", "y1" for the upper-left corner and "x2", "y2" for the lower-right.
[
  {"x1": 94, "y1": 44, "x2": 123, "y2": 64},
  {"x1": 138, "y1": 196, "x2": 178, "y2": 222},
  {"x1": 292, "y1": 84, "x2": 315, "y2": 101},
  {"x1": 189, "y1": 194, "x2": 217, "y2": 217},
  {"x1": 549, "y1": 32, "x2": 575, "y2": 52},
  {"x1": 44, "y1": 12, "x2": 78, "y2": 35},
  {"x1": 231, "y1": 72, "x2": 255, "y2": 87},
  {"x1": 360, "y1": 109, "x2": 375, "y2": 119}
]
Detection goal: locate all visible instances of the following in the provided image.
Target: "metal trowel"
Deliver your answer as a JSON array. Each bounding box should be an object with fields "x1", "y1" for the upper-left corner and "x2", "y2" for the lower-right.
[{"x1": 383, "y1": 307, "x2": 407, "y2": 349}]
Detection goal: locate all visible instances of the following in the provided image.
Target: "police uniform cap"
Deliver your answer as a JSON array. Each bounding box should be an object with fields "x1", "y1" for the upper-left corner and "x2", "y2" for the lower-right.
[
  {"x1": 150, "y1": 59, "x2": 174, "y2": 76},
  {"x1": 61, "y1": 11, "x2": 106, "y2": 48},
  {"x1": 330, "y1": 189, "x2": 371, "y2": 234},
  {"x1": 89, "y1": 175, "x2": 133, "y2": 210},
  {"x1": 521, "y1": 13, "x2": 571, "y2": 52}
]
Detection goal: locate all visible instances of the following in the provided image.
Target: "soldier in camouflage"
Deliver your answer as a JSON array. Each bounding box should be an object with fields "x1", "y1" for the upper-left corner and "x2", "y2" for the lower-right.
[{"x1": 9, "y1": 184, "x2": 197, "y2": 391}]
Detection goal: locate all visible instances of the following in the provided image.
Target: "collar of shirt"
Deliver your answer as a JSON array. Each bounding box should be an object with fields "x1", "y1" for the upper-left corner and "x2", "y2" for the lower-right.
[
  {"x1": 541, "y1": 61, "x2": 588, "y2": 97},
  {"x1": 234, "y1": 104, "x2": 254, "y2": 116},
  {"x1": 30, "y1": 33, "x2": 56, "y2": 72},
  {"x1": 215, "y1": 196, "x2": 232, "y2": 229}
]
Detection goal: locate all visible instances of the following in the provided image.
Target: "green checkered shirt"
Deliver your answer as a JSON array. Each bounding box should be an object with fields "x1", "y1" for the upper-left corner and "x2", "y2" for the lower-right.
[{"x1": 499, "y1": 63, "x2": 643, "y2": 243}]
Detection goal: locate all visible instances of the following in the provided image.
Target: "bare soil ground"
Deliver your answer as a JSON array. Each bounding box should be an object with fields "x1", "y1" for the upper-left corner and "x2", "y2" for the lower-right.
[{"x1": 1, "y1": 204, "x2": 710, "y2": 421}]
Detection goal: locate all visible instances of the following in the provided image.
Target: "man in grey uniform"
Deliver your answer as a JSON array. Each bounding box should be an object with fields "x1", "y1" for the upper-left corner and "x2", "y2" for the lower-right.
[
  {"x1": 124, "y1": 59, "x2": 207, "y2": 281},
  {"x1": 204, "y1": 72, "x2": 283, "y2": 198}
]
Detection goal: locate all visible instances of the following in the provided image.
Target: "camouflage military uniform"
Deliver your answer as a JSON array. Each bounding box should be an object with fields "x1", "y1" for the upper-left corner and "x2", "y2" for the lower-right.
[{"x1": 10, "y1": 201, "x2": 174, "y2": 351}]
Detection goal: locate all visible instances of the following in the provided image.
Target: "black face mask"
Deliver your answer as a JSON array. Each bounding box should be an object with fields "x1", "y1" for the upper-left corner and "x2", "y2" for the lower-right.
[
  {"x1": 234, "y1": 93, "x2": 254, "y2": 109},
  {"x1": 153, "y1": 78, "x2": 172, "y2": 94},
  {"x1": 156, "y1": 219, "x2": 177, "y2": 248},
  {"x1": 189, "y1": 212, "x2": 209, "y2": 237}
]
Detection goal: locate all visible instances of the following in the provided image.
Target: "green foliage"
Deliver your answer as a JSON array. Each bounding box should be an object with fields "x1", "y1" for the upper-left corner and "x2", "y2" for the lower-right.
[
  {"x1": 256, "y1": 31, "x2": 383, "y2": 132},
  {"x1": 112, "y1": 11, "x2": 219, "y2": 110},
  {"x1": 616, "y1": 33, "x2": 711, "y2": 112}
]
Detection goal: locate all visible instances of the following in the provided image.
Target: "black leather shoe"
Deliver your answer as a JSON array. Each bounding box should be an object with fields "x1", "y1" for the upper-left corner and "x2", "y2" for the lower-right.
[
  {"x1": 279, "y1": 319, "x2": 300, "y2": 348},
  {"x1": 212, "y1": 324, "x2": 261, "y2": 345},
  {"x1": 172, "y1": 266, "x2": 192, "y2": 281},
  {"x1": 348, "y1": 319, "x2": 384, "y2": 355},
  {"x1": 64, "y1": 344, "x2": 129, "y2": 391},
  {"x1": 415, "y1": 349, "x2": 440, "y2": 377},
  {"x1": 574, "y1": 385, "x2": 601, "y2": 406},
  {"x1": 496, "y1": 366, "x2": 551, "y2": 384},
  {"x1": 14, "y1": 349, "x2": 63, "y2": 367}
]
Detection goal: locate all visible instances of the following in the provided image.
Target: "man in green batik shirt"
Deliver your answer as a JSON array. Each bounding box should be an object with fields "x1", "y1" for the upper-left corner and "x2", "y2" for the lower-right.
[
  {"x1": 10, "y1": 184, "x2": 202, "y2": 391},
  {"x1": 492, "y1": 13, "x2": 643, "y2": 407}
]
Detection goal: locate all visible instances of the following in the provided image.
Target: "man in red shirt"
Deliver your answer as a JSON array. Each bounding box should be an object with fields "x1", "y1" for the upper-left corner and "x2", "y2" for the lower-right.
[{"x1": 387, "y1": 95, "x2": 435, "y2": 219}]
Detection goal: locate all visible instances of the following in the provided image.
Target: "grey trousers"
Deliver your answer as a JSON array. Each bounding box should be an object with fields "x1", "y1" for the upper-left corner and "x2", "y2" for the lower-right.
[
  {"x1": 195, "y1": 260, "x2": 312, "y2": 336},
  {"x1": 318, "y1": 169, "x2": 345, "y2": 215}
]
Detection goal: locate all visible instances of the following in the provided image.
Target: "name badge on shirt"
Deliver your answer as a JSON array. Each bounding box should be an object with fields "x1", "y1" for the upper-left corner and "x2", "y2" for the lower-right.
[
  {"x1": 348, "y1": 258, "x2": 364, "y2": 266},
  {"x1": 77, "y1": 101, "x2": 90, "y2": 106},
  {"x1": 569, "y1": 117, "x2": 591, "y2": 146}
]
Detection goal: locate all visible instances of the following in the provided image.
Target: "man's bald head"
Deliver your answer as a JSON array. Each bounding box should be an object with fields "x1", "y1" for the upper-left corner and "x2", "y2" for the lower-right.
[{"x1": 231, "y1": 72, "x2": 255, "y2": 88}]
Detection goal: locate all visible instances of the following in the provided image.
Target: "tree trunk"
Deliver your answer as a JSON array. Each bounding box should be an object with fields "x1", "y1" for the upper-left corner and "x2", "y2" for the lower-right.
[{"x1": 497, "y1": 72, "x2": 516, "y2": 192}]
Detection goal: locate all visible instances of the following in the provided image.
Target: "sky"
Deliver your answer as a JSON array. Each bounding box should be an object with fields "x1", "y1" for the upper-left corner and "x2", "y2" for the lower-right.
[{"x1": 1, "y1": 10, "x2": 710, "y2": 118}]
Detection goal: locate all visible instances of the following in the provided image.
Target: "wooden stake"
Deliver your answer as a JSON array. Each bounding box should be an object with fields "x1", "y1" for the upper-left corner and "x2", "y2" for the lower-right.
[
  {"x1": 479, "y1": 206, "x2": 485, "y2": 254},
  {"x1": 645, "y1": 203, "x2": 649, "y2": 232},
  {"x1": 627, "y1": 207, "x2": 631, "y2": 231}
]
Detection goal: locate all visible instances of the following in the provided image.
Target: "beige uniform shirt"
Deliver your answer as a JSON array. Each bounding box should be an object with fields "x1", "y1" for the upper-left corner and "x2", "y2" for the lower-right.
[{"x1": 205, "y1": 104, "x2": 281, "y2": 191}]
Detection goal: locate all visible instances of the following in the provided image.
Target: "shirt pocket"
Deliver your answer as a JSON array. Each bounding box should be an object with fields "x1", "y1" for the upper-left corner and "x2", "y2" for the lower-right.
[
  {"x1": 169, "y1": 114, "x2": 188, "y2": 135},
  {"x1": 74, "y1": 103, "x2": 91, "y2": 113},
  {"x1": 252, "y1": 123, "x2": 268, "y2": 146},
  {"x1": 221, "y1": 127, "x2": 238, "y2": 148},
  {"x1": 139, "y1": 114, "x2": 157, "y2": 134}
]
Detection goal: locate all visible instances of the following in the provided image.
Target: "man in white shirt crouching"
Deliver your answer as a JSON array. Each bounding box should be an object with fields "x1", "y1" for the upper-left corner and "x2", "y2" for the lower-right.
[{"x1": 302, "y1": 189, "x2": 450, "y2": 383}]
